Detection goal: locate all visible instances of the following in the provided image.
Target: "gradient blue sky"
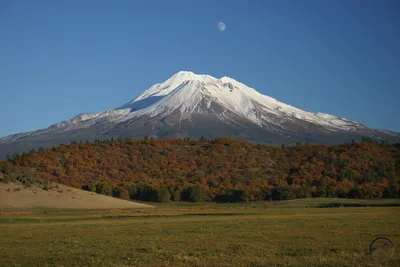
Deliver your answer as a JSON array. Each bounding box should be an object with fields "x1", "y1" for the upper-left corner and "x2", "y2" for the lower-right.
[{"x1": 1, "y1": 0, "x2": 399, "y2": 137}]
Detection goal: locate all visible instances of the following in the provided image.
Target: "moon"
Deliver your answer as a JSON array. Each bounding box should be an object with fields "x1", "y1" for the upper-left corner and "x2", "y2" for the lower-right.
[{"x1": 217, "y1": 21, "x2": 226, "y2": 32}]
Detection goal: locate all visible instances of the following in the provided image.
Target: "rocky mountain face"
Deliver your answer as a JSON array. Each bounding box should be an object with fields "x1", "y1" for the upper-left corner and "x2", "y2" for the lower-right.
[{"x1": 1, "y1": 71, "x2": 399, "y2": 158}]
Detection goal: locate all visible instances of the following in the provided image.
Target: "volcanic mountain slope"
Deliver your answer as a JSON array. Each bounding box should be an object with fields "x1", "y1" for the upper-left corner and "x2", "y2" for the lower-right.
[{"x1": 0, "y1": 71, "x2": 399, "y2": 157}]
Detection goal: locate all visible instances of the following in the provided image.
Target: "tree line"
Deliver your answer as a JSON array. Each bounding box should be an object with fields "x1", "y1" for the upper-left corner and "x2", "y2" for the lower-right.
[{"x1": 0, "y1": 137, "x2": 399, "y2": 202}]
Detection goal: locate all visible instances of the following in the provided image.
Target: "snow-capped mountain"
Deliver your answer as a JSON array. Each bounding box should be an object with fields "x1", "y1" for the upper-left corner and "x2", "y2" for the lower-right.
[
  {"x1": 116, "y1": 71, "x2": 364, "y2": 131},
  {"x1": 0, "y1": 71, "x2": 399, "y2": 157}
]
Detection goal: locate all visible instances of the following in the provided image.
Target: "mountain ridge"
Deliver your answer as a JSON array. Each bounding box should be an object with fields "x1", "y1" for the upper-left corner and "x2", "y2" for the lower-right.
[{"x1": 0, "y1": 71, "x2": 399, "y2": 158}]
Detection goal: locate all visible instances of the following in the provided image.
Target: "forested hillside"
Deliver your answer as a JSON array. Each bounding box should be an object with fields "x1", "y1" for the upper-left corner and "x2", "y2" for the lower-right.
[{"x1": 1, "y1": 138, "x2": 399, "y2": 202}]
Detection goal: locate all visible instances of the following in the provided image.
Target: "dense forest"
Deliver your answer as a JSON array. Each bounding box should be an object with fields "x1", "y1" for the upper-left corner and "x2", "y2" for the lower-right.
[{"x1": 0, "y1": 137, "x2": 399, "y2": 202}]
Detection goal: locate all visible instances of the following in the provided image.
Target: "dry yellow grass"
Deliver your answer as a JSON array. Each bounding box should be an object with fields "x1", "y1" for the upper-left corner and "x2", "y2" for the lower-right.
[{"x1": 0, "y1": 182, "x2": 154, "y2": 209}]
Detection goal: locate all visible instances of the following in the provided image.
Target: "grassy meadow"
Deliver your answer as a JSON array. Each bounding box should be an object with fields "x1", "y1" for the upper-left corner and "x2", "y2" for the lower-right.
[{"x1": 0, "y1": 199, "x2": 399, "y2": 267}]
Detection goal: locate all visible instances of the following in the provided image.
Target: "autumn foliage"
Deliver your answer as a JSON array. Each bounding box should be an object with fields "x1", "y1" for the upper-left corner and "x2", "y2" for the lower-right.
[{"x1": 1, "y1": 138, "x2": 399, "y2": 202}]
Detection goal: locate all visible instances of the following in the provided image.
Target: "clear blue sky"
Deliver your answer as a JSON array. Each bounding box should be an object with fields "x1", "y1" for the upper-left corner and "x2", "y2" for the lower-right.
[{"x1": 1, "y1": 0, "x2": 399, "y2": 137}]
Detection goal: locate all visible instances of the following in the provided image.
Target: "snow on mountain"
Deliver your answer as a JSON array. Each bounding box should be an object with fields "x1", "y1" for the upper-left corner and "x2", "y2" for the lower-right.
[
  {"x1": 47, "y1": 109, "x2": 132, "y2": 131},
  {"x1": 117, "y1": 71, "x2": 216, "y2": 111},
  {"x1": 0, "y1": 70, "x2": 372, "y2": 143},
  {"x1": 63, "y1": 109, "x2": 131, "y2": 125},
  {"x1": 117, "y1": 71, "x2": 364, "y2": 131},
  {"x1": 0, "y1": 109, "x2": 131, "y2": 142}
]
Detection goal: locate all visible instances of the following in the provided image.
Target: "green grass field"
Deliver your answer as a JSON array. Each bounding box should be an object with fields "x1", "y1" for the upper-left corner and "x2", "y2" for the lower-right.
[{"x1": 1, "y1": 199, "x2": 399, "y2": 267}]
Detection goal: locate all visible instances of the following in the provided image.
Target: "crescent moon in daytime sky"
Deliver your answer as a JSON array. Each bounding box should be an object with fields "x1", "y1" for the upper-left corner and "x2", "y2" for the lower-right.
[{"x1": 217, "y1": 21, "x2": 226, "y2": 32}]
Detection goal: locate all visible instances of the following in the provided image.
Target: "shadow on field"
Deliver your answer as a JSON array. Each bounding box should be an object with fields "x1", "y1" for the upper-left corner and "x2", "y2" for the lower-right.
[
  {"x1": 102, "y1": 213, "x2": 258, "y2": 219},
  {"x1": 316, "y1": 202, "x2": 400, "y2": 208}
]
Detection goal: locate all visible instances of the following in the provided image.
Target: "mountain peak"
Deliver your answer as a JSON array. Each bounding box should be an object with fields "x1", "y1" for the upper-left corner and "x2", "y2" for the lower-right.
[
  {"x1": 171, "y1": 71, "x2": 217, "y2": 82},
  {"x1": 173, "y1": 70, "x2": 196, "y2": 77},
  {"x1": 172, "y1": 71, "x2": 241, "y2": 86}
]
